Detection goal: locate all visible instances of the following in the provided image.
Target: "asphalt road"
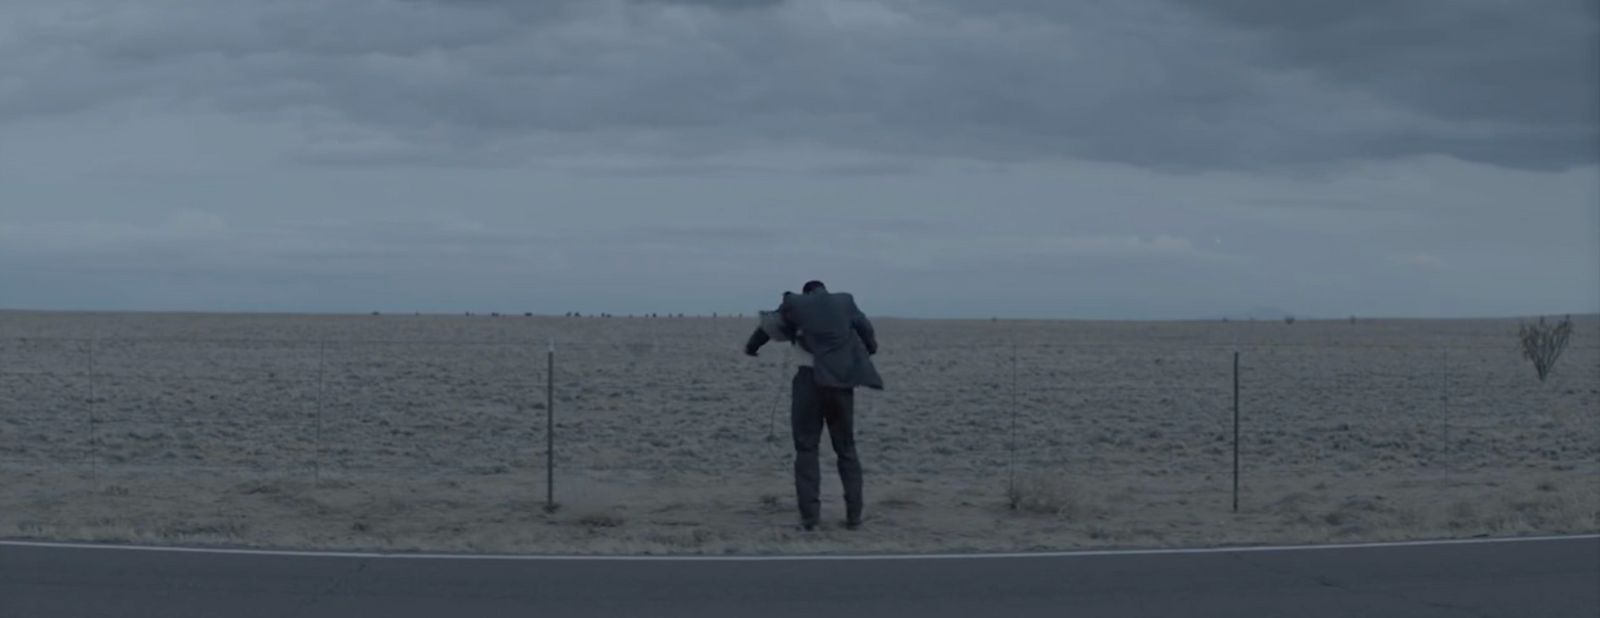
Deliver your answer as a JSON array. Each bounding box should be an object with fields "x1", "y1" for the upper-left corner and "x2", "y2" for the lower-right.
[{"x1": 2, "y1": 537, "x2": 1596, "y2": 618}]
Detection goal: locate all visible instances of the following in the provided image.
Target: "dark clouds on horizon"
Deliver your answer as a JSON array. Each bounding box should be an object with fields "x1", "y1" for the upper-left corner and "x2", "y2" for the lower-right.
[{"x1": 0, "y1": 0, "x2": 1596, "y2": 318}]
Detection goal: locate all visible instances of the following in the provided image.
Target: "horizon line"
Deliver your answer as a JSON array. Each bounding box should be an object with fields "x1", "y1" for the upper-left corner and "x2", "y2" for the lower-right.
[{"x1": 2, "y1": 307, "x2": 1597, "y2": 323}]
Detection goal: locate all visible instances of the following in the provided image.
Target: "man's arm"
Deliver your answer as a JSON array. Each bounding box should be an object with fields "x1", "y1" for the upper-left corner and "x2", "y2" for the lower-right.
[
  {"x1": 846, "y1": 295, "x2": 878, "y2": 355},
  {"x1": 743, "y1": 327, "x2": 771, "y2": 357},
  {"x1": 747, "y1": 293, "x2": 799, "y2": 356}
]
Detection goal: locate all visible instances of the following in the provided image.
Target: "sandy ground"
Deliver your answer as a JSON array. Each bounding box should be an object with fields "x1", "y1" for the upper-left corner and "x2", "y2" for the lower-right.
[{"x1": 1, "y1": 310, "x2": 1596, "y2": 554}]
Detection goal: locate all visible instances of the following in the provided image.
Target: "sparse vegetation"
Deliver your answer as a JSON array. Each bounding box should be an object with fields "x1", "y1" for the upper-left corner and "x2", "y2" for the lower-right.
[
  {"x1": 576, "y1": 512, "x2": 625, "y2": 529},
  {"x1": 1007, "y1": 473, "x2": 1094, "y2": 519},
  {"x1": 4, "y1": 313, "x2": 1595, "y2": 554},
  {"x1": 1519, "y1": 315, "x2": 1573, "y2": 382}
]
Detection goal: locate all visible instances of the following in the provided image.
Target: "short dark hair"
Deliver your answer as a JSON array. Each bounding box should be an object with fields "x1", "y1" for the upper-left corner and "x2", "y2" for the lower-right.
[{"x1": 802, "y1": 280, "x2": 826, "y2": 293}]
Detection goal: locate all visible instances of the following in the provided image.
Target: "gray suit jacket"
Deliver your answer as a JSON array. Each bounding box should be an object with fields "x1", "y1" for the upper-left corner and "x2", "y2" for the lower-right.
[{"x1": 746, "y1": 290, "x2": 883, "y2": 390}]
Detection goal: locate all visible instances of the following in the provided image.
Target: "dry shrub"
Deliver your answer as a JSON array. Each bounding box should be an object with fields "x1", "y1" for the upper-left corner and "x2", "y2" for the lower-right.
[
  {"x1": 156, "y1": 520, "x2": 248, "y2": 540},
  {"x1": 1519, "y1": 315, "x2": 1573, "y2": 382},
  {"x1": 878, "y1": 493, "x2": 920, "y2": 509},
  {"x1": 1007, "y1": 473, "x2": 1094, "y2": 519},
  {"x1": 642, "y1": 528, "x2": 718, "y2": 549},
  {"x1": 575, "y1": 512, "x2": 625, "y2": 529},
  {"x1": 1446, "y1": 500, "x2": 1478, "y2": 530}
]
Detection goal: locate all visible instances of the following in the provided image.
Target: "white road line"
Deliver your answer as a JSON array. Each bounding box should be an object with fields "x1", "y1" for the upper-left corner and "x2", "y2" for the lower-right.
[{"x1": 1, "y1": 534, "x2": 1595, "y2": 562}]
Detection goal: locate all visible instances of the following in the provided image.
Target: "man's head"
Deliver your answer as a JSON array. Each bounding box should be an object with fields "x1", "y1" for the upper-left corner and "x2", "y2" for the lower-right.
[{"x1": 802, "y1": 280, "x2": 827, "y2": 294}]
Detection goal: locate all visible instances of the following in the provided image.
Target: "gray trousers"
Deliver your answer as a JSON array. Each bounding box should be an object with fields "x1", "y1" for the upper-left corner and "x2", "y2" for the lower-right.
[{"x1": 791, "y1": 366, "x2": 863, "y2": 525}]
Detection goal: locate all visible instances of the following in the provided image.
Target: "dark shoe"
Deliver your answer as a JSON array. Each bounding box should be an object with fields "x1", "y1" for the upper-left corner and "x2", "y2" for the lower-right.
[
  {"x1": 798, "y1": 521, "x2": 818, "y2": 532},
  {"x1": 844, "y1": 518, "x2": 863, "y2": 531}
]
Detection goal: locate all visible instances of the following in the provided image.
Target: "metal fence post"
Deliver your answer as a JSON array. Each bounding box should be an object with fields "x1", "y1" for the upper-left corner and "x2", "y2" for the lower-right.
[
  {"x1": 545, "y1": 340, "x2": 556, "y2": 512},
  {"x1": 1232, "y1": 350, "x2": 1240, "y2": 514},
  {"x1": 1008, "y1": 342, "x2": 1019, "y2": 502},
  {"x1": 767, "y1": 346, "x2": 791, "y2": 444},
  {"x1": 88, "y1": 337, "x2": 98, "y2": 482},
  {"x1": 1440, "y1": 347, "x2": 1450, "y2": 471},
  {"x1": 314, "y1": 340, "x2": 325, "y2": 484}
]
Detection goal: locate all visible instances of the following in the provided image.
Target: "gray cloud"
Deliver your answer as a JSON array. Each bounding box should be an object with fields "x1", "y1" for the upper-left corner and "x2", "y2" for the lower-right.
[
  {"x1": 1, "y1": 0, "x2": 1592, "y2": 172},
  {"x1": 632, "y1": 0, "x2": 787, "y2": 9},
  {"x1": 1173, "y1": 0, "x2": 1600, "y2": 169}
]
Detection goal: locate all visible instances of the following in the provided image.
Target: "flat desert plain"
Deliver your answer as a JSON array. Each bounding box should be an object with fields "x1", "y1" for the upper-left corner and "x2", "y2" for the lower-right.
[{"x1": 1, "y1": 310, "x2": 1595, "y2": 554}]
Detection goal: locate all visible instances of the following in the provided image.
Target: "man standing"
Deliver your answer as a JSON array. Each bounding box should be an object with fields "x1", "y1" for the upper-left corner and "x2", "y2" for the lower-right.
[{"x1": 745, "y1": 280, "x2": 883, "y2": 531}]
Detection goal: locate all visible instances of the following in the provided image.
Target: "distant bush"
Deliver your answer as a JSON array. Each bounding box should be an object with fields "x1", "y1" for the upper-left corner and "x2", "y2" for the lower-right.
[
  {"x1": 1520, "y1": 315, "x2": 1574, "y2": 382},
  {"x1": 1283, "y1": 315, "x2": 1296, "y2": 325}
]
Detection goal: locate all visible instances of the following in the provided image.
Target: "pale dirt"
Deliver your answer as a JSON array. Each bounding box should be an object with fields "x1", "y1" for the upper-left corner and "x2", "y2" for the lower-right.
[{"x1": 1, "y1": 311, "x2": 1595, "y2": 554}]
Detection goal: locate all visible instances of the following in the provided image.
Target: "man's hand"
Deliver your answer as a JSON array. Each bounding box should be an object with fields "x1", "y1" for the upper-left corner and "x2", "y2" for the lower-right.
[{"x1": 744, "y1": 326, "x2": 771, "y2": 358}]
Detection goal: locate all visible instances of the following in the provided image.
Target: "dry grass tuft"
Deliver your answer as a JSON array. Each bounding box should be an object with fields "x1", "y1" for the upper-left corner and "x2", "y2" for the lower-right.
[
  {"x1": 1006, "y1": 472, "x2": 1097, "y2": 520},
  {"x1": 575, "y1": 512, "x2": 625, "y2": 529}
]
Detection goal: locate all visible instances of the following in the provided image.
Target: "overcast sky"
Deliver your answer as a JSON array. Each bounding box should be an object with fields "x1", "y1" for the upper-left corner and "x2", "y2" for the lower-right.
[{"x1": 1, "y1": 0, "x2": 1596, "y2": 319}]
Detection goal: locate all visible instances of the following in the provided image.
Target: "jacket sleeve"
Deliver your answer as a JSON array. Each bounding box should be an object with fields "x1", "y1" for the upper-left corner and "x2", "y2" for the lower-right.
[
  {"x1": 773, "y1": 294, "x2": 812, "y2": 354},
  {"x1": 847, "y1": 295, "x2": 878, "y2": 355},
  {"x1": 748, "y1": 295, "x2": 796, "y2": 354},
  {"x1": 744, "y1": 326, "x2": 771, "y2": 355}
]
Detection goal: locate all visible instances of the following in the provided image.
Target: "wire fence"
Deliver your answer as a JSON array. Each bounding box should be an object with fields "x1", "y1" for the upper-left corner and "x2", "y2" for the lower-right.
[{"x1": 1, "y1": 335, "x2": 1597, "y2": 512}]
